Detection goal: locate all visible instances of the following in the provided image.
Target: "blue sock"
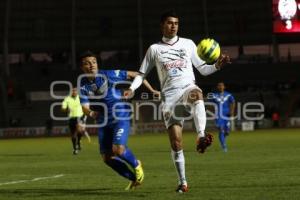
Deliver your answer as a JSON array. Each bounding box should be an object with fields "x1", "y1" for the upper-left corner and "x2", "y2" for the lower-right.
[
  {"x1": 219, "y1": 130, "x2": 227, "y2": 150},
  {"x1": 118, "y1": 148, "x2": 139, "y2": 168},
  {"x1": 105, "y1": 157, "x2": 136, "y2": 181}
]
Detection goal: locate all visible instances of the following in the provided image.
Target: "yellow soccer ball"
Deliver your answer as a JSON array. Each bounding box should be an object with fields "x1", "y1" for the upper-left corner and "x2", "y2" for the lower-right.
[{"x1": 197, "y1": 38, "x2": 221, "y2": 64}]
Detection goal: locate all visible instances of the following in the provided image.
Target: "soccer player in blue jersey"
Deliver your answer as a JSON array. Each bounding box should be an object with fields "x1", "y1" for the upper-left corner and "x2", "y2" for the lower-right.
[
  {"x1": 78, "y1": 51, "x2": 159, "y2": 190},
  {"x1": 209, "y1": 82, "x2": 235, "y2": 152}
]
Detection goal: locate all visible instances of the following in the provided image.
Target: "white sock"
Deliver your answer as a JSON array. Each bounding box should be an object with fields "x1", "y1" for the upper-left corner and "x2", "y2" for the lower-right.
[
  {"x1": 171, "y1": 150, "x2": 187, "y2": 186},
  {"x1": 193, "y1": 100, "x2": 206, "y2": 138}
]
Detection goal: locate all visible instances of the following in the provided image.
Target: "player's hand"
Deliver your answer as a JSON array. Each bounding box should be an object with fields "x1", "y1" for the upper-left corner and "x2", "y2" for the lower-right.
[
  {"x1": 123, "y1": 89, "x2": 134, "y2": 99},
  {"x1": 88, "y1": 111, "x2": 99, "y2": 119},
  {"x1": 152, "y1": 90, "x2": 161, "y2": 101},
  {"x1": 215, "y1": 54, "x2": 231, "y2": 69},
  {"x1": 230, "y1": 112, "x2": 235, "y2": 120}
]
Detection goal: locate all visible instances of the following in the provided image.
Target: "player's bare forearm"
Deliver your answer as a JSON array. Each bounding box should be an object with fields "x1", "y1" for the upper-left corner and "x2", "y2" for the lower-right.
[
  {"x1": 127, "y1": 71, "x2": 140, "y2": 79},
  {"x1": 82, "y1": 105, "x2": 91, "y2": 116},
  {"x1": 125, "y1": 70, "x2": 160, "y2": 99},
  {"x1": 82, "y1": 104, "x2": 98, "y2": 119},
  {"x1": 128, "y1": 71, "x2": 160, "y2": 95},
  {"x1": 61, "y1": 108, "x2": 68, "y2": 113},
  {"x1": 142, "y1": 79, "x2": 161, "y2": 100},
  {"x1": 142, "y1": 79, "x2": 160, "y2": 94},
  {"x1": 230, "y1": 102, "x2": 235, "y2": 117},
  {"x1": 127, "y1": 70, "x2": 153, "y2": 91}
]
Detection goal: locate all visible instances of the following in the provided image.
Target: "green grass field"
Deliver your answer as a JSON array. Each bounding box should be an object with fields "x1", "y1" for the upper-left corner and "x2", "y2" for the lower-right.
[{"x1": 0, "y1": 129, "x2": 300, "y2": 200}]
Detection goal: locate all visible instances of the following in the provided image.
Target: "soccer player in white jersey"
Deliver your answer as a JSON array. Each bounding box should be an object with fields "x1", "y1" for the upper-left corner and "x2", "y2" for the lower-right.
[{"x1": 125, "y1": 10, "x2": 230, "y2": 193}]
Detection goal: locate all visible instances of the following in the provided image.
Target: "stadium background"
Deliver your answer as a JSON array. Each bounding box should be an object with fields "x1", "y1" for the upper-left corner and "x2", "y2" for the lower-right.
[
  {"x1": 0, "y1": 1, "x2": 300, "y2": 200},
  {"x1": 0, "y1": 0, "x2": 299, "y2": 135}
]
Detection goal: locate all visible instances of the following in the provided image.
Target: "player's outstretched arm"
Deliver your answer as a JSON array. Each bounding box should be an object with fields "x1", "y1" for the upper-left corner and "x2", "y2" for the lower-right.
[
  {"x1": 124, "y1": 71, "x2": 143, "y2": 98},
  {"x1": 61, "y1": 107, "x2": 69, "y2": 113},
  {"x1": 61, "y1": 98, "x2": 69, "y2": 113},
  {"x1": 192, "y1": 40, "x2": 230, "y2": 75},
  {"x1": 127, "y1": 71, "x2": 160, "y2": 95},
  {"x1": 125, "y1": 71, "x2": 160, "y2": 99},
  {"x1": 230, "y1": 101, "x2": 236, "y2": 118},
  {"x1": 82, "y1": 104, "x2": 98, "y2": 119},
  {"x1": 195, "y1": 54, "x2": 231, "y2": 76},
  {"x1": 142, "y1": 79, "x2": 160, "y2": 98}
]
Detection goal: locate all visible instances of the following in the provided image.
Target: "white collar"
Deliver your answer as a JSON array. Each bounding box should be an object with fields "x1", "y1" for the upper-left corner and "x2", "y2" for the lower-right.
[{"x1": 162, "y1": 36, "x2": 178, "y2": 45}]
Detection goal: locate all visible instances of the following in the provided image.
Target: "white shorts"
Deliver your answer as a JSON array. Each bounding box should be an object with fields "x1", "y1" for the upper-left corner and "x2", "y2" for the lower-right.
[{"x1": 161, "y1": 83, "x2": 202, "y2": 129}]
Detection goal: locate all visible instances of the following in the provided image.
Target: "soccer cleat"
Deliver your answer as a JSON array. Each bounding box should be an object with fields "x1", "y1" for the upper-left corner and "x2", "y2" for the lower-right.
[
  {"x1": 196, "y1": 133, "x2": 213, "y2": 153},
  {"x1": 176, "y1": 184, "x2": 189, "y2": 193},
  {"x1": 134, "y1": 160, "x2": 144, "y2": 185},
  {"x1": 125, "y1": 160, "x2": 144, "y2": 191},
  {"x1": 125, "y1": 181, "x2": 137, "y2": 191},
  {"x1": 73, "y1": 149, "x2": 78, "y2": 155},
  {"x1": 223, "y1": 147, "x2": 228, "y2": 153}
]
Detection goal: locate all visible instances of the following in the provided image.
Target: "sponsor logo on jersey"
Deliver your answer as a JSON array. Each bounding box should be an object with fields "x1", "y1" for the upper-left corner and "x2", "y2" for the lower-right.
[
  {"x1": 164, "y1": 59, "x2": 186, "y2": 70},
  {"x1": 159, "y1": 48, "x2": 187, "y2": 70}
]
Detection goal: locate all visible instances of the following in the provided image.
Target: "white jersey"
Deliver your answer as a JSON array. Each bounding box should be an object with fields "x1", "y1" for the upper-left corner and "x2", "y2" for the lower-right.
[{"x1": 139, "y1": 36, "x2": 218, "y2": 93}]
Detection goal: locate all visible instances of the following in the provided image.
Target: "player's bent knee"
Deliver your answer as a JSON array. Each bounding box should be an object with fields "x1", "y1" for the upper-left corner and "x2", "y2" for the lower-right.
[
  {"x1": 101, "y1": 154, "x2": 110, "y2": 163},
  {"x1": 171, "y1": 140, "x2": 182, "y2": 151},
  {"x1": 112, "y1": 145, "x2": 125, "y2": 156},
  {"x1": 188, "y1": 89, "x2": 203, "y2": 103}
]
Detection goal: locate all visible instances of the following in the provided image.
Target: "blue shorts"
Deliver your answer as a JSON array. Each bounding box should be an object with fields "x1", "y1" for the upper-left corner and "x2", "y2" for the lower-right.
[
  {"x1": 216, "y1": 119, "x2": 230, "y2": 133},
  {"x1": 98, "y1": 120, "x2": 130, "y2": 154}
]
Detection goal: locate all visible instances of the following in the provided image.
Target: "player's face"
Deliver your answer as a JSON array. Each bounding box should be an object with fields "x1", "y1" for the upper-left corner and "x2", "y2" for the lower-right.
[
  {"x1": 71, "y1": 88, "x2": 77, "y2": 97},
  {"x1": 217, "y1": 83, "x2": 225, "y2": 92},
  {"x1": 81, "y1": 56, "x2": 98, "y2": 75},
  {"x1": 161, "y1": 17, "x2": 179, "y2": 38}
]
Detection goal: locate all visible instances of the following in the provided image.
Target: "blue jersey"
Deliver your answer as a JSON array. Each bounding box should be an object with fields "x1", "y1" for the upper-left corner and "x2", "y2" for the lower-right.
[
  {"x1": 79, "y1": 69, "x2": 130, "y2": 125},
  {"x1": 209, "y1": 91, "x2": 235, "y2": 120}
]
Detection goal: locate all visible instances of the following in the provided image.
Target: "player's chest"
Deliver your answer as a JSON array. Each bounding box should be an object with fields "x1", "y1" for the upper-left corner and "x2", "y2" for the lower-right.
[
  {"x1": 85, "y1": 77, "x2": 112, "y2": 97},
  {"x1": 215, "y1": 95, "x2": 229, "y2": 104},
  {"x1": 68, "y1": 98, "x2": 80, "y2": 107},
  {"x1": 155, "y1": 46, "x2": 192, "y2": 70}
]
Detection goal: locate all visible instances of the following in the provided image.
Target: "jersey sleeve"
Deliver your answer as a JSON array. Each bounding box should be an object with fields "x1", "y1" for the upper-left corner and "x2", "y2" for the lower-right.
[
  {"x1": 139, "y1": 46, "x2": 155, "y2": 76},
  {"x1": 61, "y1": 98, "x2": 68, "y2": 109},
  {"x1": 119, "y1": 70, "x2": 127, "y2": 80},
  {"x1": 106, "y1": 70, "x2": 128, "y2": 81},
  {"x1": 79, "y1": 87, "x2": 90, "y2": 105}
]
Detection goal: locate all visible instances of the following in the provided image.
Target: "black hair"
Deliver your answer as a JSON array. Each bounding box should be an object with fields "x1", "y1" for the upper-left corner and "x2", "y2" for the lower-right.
[
  {"x1": 160, "y1": 9, "x2": 179, "y2": 23},
  {"x1": 79, "y1": 50, "x2": 102, "y2": 66},
  {"x1": 79, "y1": 50, "x2": 97, "y2": 61}
]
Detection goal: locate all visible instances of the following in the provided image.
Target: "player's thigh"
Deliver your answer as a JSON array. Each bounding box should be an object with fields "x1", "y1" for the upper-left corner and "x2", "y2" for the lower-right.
[
  {"x1": 76, "y1": 124, "x2": 84, "y2": 133},
  {"x1": 101, "y1": 152, "x2": 114, "y2": 163},
  {"x1": 98, "y1": 125, "x2": 113, "y2": 154},
  {"x1": 216, "y1": 120, "x2": 230, "y2": 133},
  {"x1": 112, "y1": 120, "x2": 130, "y2": 147},
  {"x1": 162, "y1": 94, "x2": 185, "y2": 130},
  {"x1": 69, "y1": 118, "x2": 77, "y2": 135}
]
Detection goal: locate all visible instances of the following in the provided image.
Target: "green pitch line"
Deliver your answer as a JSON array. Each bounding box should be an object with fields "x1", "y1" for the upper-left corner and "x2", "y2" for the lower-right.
[{"x1": 0, "y1": 129, "x2": 299, "y2": 200}]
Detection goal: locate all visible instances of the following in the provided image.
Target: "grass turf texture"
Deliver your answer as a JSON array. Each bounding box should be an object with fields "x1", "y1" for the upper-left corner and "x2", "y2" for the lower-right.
[{"x1": 0, "y1": 129, "x2": 300, "y2": 200}]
